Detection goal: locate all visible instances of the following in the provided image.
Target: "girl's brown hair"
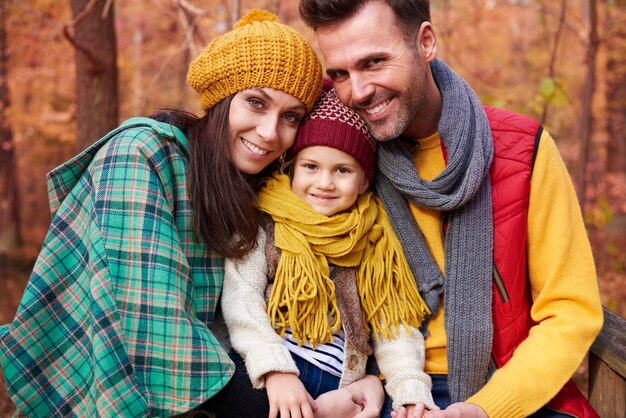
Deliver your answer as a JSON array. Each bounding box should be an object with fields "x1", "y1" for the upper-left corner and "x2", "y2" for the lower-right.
[{"x1": 162, "y1": 97, "x2": 280, "y2": 259}]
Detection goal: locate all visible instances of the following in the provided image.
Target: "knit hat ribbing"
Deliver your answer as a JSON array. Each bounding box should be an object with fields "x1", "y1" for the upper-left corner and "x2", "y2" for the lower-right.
[
  {"x1": 187, "y1": 10, "x2": 323, "y2": 112},
  {"x1": 288, "y1": 80, "x2": 377, "y2": 182}
]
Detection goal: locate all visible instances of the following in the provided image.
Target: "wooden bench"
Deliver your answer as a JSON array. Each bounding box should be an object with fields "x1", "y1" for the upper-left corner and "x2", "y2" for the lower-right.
[{"x1": 588, "y1": 306, "x2": 626, "y2": 418}]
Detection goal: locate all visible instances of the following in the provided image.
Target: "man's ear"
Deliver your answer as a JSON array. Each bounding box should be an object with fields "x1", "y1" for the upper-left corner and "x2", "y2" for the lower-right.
[{"x1": 418, "y1": 22, "x2": 438, "y2": 62}]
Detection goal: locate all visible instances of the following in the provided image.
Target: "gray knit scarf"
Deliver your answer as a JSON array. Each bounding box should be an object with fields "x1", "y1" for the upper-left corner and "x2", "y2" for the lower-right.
[{"x1": 374, "y1": 59, "x2": 494, "y2": 402}]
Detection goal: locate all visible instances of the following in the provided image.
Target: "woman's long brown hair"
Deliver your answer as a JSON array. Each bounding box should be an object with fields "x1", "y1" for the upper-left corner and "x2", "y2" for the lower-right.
[{"x1": 161, "y1": 98, "x2": 280, "y2": 259}]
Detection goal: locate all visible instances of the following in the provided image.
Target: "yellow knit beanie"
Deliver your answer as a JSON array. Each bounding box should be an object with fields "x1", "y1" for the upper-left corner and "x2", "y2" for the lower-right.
[{"x1": 187, "y1": 9, "x2": 323, "y2": 112}]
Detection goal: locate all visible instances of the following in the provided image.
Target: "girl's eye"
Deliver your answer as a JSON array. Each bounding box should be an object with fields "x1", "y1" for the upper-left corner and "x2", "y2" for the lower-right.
[
  {"x1": 303, "y1": 163, "x2": 317, "y2": 170},
  {"x1": 337, "y1": 167, "x2": 351, "y2": 174}
]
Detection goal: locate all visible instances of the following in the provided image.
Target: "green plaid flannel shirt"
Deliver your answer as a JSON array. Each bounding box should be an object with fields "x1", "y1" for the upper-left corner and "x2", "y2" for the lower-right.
[{"x1": 0, "y1": 118, "x2": 234, "y2": 417}]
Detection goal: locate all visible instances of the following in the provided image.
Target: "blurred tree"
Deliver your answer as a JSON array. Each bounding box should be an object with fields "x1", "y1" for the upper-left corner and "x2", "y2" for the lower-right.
[
  {"x1": 0, "y1": 0, "x2": 22, "y2": 251},
  {"x1": 231, "y1": 0, "x2": 241, "y2": 27},
  {"x1": 540, "y1": 0, "x2": 567, "y2": 124},
  {"x1": 605, "y1": 0, "x2": 626, "y2": 176},
  {"x1": 577, "y1": 0, "x2": 599, "y2": 209},
  {"x1": 66, "y1": 0, "x2": 118, "y2": 149}
]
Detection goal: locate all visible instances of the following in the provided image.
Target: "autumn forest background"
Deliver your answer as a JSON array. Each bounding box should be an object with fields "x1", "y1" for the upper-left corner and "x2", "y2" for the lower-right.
[{"x1": 0, "y1": 0, "x2": 625, "y2": 415}]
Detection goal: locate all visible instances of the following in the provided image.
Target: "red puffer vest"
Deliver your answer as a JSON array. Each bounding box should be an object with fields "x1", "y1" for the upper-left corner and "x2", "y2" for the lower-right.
[{"x1": 485, "y1": 106, "x2": 598, "y2": 417}]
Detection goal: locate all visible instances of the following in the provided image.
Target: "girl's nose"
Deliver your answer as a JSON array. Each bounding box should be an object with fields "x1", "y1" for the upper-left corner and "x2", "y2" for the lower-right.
[{"x1": 317, "y1": 171, "x2": 334, "y2": 190}]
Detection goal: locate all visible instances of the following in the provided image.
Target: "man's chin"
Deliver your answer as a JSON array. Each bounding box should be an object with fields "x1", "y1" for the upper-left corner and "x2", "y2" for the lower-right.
[
  {"x1": 369, "y1": 126, "x2": 402, "y2": 142},
  {"x1": 370, "y1": 114, "x2": 412, "y2": 141}
]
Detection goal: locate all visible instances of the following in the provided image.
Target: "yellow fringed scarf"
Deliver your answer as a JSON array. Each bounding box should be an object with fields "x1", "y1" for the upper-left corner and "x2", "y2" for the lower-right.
[{"x1": 257, "y1": 173, "x2": 430, "y2": 347}]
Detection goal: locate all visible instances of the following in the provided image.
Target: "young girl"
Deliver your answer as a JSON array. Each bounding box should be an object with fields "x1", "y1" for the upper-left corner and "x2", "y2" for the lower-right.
[
  {"x1": 222, "y1": 82, "x2": 438, "y2": 418},
  {"x1": 0, "y1": 10, "x2": 322, "y2": 417}
]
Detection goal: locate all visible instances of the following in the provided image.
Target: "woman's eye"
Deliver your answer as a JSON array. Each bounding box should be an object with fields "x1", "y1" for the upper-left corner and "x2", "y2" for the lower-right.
[
  {"x1": 247, "y1": 98, "x2": 263, "y2": 108},
  {"x1": 283, "y1": 113, "x2": 302, "y2": 123},
  {"x1": 337, "y1": 167, "x2": 351, "y2": 174}
]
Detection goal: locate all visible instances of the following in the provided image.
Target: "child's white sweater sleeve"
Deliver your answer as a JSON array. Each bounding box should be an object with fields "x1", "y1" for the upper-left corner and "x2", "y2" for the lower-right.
[
  {"x1": 373, "y1": 326, "x2": 437, "y2": 411},
  {"x1": 222, "y1": 227, "x2": 299, "y2": 388}
]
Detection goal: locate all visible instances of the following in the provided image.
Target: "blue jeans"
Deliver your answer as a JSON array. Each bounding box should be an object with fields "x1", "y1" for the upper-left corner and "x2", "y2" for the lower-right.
[
  {"x1": 380, "y1": 375, "x2": 570, "y2": 418},
  {"x1": 291, "y1": 353, "x2": 341, "y2": 398},
  {"x1": 193, "y1": 352, "x2": 340, "y2": 417}
]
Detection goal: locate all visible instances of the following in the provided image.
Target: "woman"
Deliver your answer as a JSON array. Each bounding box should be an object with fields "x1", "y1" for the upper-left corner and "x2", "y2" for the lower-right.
[{"x1": 0, "y1": 10, "x2": 322, "y2": 418}]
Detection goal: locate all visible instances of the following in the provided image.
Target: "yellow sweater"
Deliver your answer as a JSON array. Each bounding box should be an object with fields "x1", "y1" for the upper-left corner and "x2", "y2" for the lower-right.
[{"x1": 409, "y1": 131, "x2": 603, "y2": 417}]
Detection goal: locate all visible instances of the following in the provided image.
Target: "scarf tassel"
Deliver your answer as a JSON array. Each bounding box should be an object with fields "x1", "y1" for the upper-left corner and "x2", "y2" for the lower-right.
[
  {"x1": 267, "y1": 251, "x2": 341, "y2": 347},
  {"x1": 358, "y1": 221, "x2": 430, "y2": 341}
]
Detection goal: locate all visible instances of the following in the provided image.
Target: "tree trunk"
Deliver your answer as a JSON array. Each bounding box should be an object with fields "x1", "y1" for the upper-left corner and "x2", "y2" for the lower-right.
[
  {"x1": 540, "y1": 0, "x2": 567, "y2": 124},
  {"x1": 231, "y1": 0, "x2": 241, "y2": 28},
  {"x1": 132, "y1": 27, "x2": 143, "y2": 114},
  {"x1": 68, "y1": 0, "x2": 119, "y2": 149},
  {"x1": 576, "y1": 0, "x2": 598, "y2": 210},
  {"x1": 0, "y1": 0, "x2": 22, "y2": 252},
  {"x1": 605, "y1": 2, "x2": 626, "y2": 175}
]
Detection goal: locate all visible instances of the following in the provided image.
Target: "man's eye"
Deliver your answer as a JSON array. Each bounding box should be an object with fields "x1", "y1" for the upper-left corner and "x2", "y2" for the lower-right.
[{"x1": 329, "y1": 70, "x2": 348, "y2": 81}]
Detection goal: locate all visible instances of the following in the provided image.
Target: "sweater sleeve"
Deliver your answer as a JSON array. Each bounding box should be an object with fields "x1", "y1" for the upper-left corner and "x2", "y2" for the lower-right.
[
  {"x1": 467, "y1": 130, "x2": 604, "y2": 417},
  {"x1": 222, "y1": 227, "x2": 299, "y2": 389},
  {"x1": 373, "y1": 326, "x2": 437, "y2": 412}
]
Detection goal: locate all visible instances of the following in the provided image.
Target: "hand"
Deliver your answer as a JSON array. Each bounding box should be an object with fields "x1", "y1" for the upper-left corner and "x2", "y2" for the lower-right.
[
  {"x1": 315, "y1": 387, "x2": 364, "y2": 418},
  {"x1": 265, "y1": 372, "x2": 317, "y2": 418},
  {"x1": 391, "y1": 403, "x2": 427, "y2": 418},
  {"x1": 424, "y1": 402, "x2": 487, "y2": 418},
  {"x1": 347, "y1": 375, "x2": 385, "y2": 418}
]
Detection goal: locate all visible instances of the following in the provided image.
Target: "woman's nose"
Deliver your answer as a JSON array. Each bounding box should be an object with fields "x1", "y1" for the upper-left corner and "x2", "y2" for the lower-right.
[{"x1": 256, "y1": 116, "x2": 279, "y2": 142}]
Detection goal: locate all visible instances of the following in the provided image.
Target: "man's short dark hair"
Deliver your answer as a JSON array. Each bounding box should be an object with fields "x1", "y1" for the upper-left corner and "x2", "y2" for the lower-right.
[{"x1": 299, "y1": 0, "x2": 431, "y2": 45}]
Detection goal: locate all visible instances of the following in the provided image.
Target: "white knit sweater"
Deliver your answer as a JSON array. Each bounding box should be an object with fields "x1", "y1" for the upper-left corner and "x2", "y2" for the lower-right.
[{"x1": 222, "y1": 226, "x2": 437, "y2": 411}]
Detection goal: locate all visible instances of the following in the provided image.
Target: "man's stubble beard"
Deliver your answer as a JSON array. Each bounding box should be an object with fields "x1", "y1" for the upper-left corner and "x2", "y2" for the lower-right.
[{"x1": 367, "y1": 70, "x2": 426, "y2": 142}]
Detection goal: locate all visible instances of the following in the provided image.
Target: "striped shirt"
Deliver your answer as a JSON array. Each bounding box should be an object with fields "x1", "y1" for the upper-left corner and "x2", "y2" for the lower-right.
[{"x1": 284, "y1": 329, "x2": 345, "y2": 377}]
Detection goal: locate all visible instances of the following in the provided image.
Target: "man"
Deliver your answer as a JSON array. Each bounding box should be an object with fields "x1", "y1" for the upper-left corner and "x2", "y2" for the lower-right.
[{"x1": 299, "y1": 1, "x2": 603, "y2": 417}]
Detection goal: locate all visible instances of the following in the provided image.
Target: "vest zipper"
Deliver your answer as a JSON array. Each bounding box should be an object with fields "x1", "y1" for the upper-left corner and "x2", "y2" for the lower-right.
[{"x1": 492, "y1": 264, "x2": 510, "y2": 303}]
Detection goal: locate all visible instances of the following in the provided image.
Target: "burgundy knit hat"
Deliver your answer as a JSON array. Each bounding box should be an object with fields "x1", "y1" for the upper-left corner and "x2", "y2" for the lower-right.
[{"x1": 288, "y1": 79, "x2": 376, "y2": 182}]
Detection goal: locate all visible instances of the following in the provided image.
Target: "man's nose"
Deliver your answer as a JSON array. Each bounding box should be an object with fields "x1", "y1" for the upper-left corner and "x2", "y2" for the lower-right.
[{"x1": 350, "y1": 73, "x2": 375, "y2": 106}]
